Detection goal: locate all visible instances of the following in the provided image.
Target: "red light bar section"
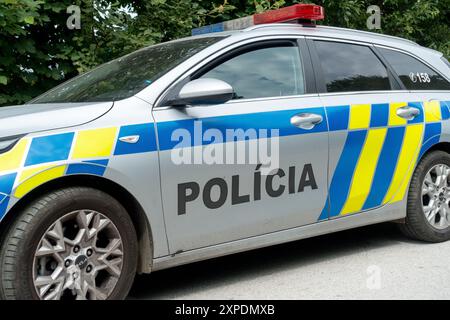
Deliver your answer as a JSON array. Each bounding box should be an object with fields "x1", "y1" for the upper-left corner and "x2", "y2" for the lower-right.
[{"x1": 253, "y1": 4, "x2": 325, "y2": 25}]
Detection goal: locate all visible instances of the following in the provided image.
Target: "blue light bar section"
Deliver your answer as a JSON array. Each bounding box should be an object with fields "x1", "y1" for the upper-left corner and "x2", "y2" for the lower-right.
[
  {"x1": 192, "y1": 22, "x2": 225, "y2": 36},
  {"x1": 192, "y1": 16, "x2": 254, "y2": 36}
]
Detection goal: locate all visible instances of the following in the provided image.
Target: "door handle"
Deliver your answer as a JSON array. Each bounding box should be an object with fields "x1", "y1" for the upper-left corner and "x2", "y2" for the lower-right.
[
  {"x1": 396, "y1": 106, "x2": 420, "y2": 121},
  {"x1": 290, "y1": 113, "x2": 323, "y2": 130}
]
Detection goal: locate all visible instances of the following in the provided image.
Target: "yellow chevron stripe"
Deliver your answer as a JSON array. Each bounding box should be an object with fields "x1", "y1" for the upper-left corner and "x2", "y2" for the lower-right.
[
  {"x1": 423, "y1": 100, "x2": 442, "y2": 123},
  {"x1": 349, "y1": 104, "x2": 371, "y2": 130},
  {"x1": 0, "y1": 139, "x2": 29, "y2": 174},
  {"x1": 383, "y1": 124, "x2": 424, "y2": 204},
  {"x1": 18, "y1": 164, "x2": 54, "y2": 183},
  {"x1": 340, "y1": 128, "x2": 387, "y2": 215},
  {"x1": 14, "y1": 165, "x2": 66, "y2": 198},
  {"x1": 388, "y1": 102, "x2": 408, "y2": 126},
  {"x1": 391, "y1": 126, "x2": 425, "y2": 203}
]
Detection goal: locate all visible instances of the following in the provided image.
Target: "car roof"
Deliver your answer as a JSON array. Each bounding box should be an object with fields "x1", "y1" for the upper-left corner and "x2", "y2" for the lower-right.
[
  {"x1": 196, "y1": 23, "x2": 443, "y2": 59},
  {"x1": 249, "y1": 24, "x2": 417, "y2": 45}
]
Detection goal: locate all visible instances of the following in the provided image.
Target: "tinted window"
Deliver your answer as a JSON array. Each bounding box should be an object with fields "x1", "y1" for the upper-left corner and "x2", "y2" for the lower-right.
[
  {"x1": 31, "y1": 37, "x2": 222, "y2": 103},
  {"x1": 379, "y1": 48, "x2": 450, "y2": 90},
  {"x1": 200, "y1": 43, "x2": 305, "y2": 99},
  {"x1": 315, "y1": 41, "x2": 391, "y2": 93}
]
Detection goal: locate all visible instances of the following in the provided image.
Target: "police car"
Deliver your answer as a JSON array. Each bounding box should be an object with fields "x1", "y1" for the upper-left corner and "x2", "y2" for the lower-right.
[{"x1": 1, "y1": 4, "x2": 450, "y2": 300}]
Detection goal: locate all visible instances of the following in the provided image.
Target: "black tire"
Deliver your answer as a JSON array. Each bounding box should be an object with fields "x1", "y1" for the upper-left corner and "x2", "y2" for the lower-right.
[
  {"x1": 400, "y1": 150, "x2": 450, "y2": 242},
  {"x1": 0, "y1": 187, "x2": 138, "y2": 300}
]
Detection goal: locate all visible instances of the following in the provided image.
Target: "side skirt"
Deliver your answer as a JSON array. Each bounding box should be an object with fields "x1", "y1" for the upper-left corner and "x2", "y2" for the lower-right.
[{"x1": 152, "y1": 200, "x2": 405, "y2": 271}]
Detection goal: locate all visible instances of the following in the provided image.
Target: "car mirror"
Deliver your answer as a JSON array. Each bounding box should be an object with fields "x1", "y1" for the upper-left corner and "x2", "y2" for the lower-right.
[{"x1": 168, "y1": 78, "x2": 234, "y2": 106}]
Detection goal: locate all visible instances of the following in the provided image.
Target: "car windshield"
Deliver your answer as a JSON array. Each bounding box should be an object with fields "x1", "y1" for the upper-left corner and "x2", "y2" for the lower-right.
[{"x1": 30, "y1": 37, "x2": 223, "y2": 104}]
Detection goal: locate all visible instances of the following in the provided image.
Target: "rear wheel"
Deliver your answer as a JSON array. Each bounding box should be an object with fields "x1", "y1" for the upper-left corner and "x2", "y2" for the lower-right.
[
  {"x1": 0, "y1": 187, "x2": 138, "y2": 300},
  {"x1": 400, "y1": 151, "x2": 450, "y2": 242}
]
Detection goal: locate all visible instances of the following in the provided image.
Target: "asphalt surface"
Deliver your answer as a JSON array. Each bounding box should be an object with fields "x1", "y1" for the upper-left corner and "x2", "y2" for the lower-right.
[{"x1": 129, "y1": 222, "x2": 450, "y2": 300}]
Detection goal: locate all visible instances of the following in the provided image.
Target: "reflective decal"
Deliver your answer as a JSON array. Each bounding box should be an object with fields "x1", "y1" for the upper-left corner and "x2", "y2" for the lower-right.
[
  {"x1": 114, "y1": 123, "x2": 157, "y2": 155},
  {"x1": 370, "y1": 103, "x2": 389, "y2": 127},
  {"x1": 326, "y1": 105, "x2": 350, "y2": 131},
  {"x1": 388, "y1": 102, "x2": 408, "y2": 126},
  {"x1": 25, "y1": 133, "x2": 74, "y2": 166},
  {"x1": 14, "y1": 165, "x2": 66, "y2": 198},
  {"x1": 419, "y1": 123, "x2": 442, "y2": 159},
  {"x1": 322, "y1": 130, "x2": 367, "y2": 219},
  {"x1": 0, "y1": 139, "x2": 28, "y2": 173},
  {"x1": 341, "y1": 128, "x2": 387, "y2": 215},
  {"x1": 72, "y1": 127, "x2": 117, "y2": 159},
  {"x1": 362, "y1": 126, "x2": 405, "y2": 210},
  {"x1": 66, "y1": 162, "x2": 108, "y2": 176},
  {"x1": 177, "y1": 164, "x2": 318, "y2": 215},
  {"x1": 423, "y1": 100, "x2": 442, "y2": 123},
  {"x1": 383, "y1": 124, "x2": 424, "y2": 204},
  {"x1": 349, "y1": 104, "x2": 371, "y2": 130}
]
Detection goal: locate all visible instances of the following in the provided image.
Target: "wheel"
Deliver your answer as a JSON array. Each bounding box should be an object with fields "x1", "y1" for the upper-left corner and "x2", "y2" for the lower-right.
[
  {"x1": 400, "y1": 150, "x2": 450, "y2": 242},
  {"x1": 0, "y1": 187, "x2": 138, "y2": 300}
]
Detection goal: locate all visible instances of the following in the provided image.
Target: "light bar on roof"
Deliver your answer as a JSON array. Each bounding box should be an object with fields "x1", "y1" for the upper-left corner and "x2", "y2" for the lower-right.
[{"x1": 192, "y1": 4, "x2": 325, "y2": 36}]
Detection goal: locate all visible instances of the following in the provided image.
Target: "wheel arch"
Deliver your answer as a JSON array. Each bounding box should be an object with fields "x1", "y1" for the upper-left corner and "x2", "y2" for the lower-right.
[
  {"x1": 420, "y1": 141, "x2": 450, "y2": 158},
  {"x1": 0, "y1": 174, "x2": 154, "y2": 274}
]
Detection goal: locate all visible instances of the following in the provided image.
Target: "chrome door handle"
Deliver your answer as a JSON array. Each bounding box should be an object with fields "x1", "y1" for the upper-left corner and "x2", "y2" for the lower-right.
[
  {"x1": 290, "y1": 113, "x2": 323, "y2": 130},
  {"x1": 396, "y1": 106, "x2": 420, "y2": 120}
]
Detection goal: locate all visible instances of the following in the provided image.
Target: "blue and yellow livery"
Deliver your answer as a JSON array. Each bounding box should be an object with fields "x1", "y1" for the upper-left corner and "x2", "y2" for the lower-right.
[{"x1": 1, "y1": 10, "x2": 450, "y2": 299}]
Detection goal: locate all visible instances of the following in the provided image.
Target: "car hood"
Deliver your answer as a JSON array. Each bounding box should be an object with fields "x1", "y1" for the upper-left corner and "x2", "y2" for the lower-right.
[{"x1": 0, "y1": 102, "x2": 113, "y2": 137}]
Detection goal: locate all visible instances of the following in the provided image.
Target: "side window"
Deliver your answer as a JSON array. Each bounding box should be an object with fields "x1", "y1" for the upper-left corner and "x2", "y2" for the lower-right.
[
  {"x1": 379, "y1": 48, "x2": 450, "y2": 91},
  {"x1": 314, "y1": 41, "x2": 391, "y2": 93},
  {"x1": 200, "y1": 42, "x2": 305, "y2": 99}
]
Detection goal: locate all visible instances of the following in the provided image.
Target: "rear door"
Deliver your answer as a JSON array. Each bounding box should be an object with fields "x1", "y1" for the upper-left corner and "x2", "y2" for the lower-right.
[
  {"x1": 309, "y1": 39, "x2": 425, "y2": 220},
  {"x1": 376, "y1": 47, "x2": 450, "y2": 157},
  {"x1": 153, "y1": 38, "x2": 329, "y2": 253}
]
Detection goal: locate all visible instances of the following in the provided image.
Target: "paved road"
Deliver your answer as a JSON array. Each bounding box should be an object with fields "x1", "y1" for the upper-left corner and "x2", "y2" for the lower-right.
[{"x1": 129, "y1": 223, "x2": 450, "y2": 300}]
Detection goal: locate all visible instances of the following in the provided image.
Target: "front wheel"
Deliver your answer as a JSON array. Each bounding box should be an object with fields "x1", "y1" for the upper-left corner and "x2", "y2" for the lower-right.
[
  {"x1": 400, "y1": 150, "x2": 450, "y2": 242},
  {"x1": 0, "y1": 187, "x2": 138, "y2": 300}
]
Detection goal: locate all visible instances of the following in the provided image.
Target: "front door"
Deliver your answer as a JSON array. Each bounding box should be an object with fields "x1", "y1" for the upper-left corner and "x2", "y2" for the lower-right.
[{"x1": 154, "y1": 39, "x2": 330, "y2": 253}]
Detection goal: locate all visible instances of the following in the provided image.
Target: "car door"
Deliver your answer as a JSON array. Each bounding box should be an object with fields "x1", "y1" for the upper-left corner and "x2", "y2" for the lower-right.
[
  {"x1": 153, "y1": 38, "x2": 329, "y2": 253},
  {"x1": 309, "y1": 39, "x2": 426, "y2": 221}
]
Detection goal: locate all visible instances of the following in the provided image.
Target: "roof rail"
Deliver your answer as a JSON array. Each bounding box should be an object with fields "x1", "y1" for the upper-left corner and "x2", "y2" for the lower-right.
[
  {"x1": 243, "y1": 23, "x2": 305, "y2": 32},
  {"x1": 244, "y1": 23, "x2": 419, "y2": 46},
  {"x1": 318, "y1": 26, "x2": 419, "y2": 46}
]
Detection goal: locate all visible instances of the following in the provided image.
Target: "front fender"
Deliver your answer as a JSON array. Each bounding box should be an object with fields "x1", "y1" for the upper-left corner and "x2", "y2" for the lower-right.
[{"x1": 0, "y1": 122, "x2": 155, "y2": 221}]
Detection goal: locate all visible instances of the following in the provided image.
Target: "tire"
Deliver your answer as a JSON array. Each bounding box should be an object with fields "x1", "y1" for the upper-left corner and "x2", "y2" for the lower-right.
[
  {"x1": 0, "y1": 187, "x2": 138, "y2": 300},
  {"x1": 400, "y1": 150, "x2": 450, "y2": 242}
]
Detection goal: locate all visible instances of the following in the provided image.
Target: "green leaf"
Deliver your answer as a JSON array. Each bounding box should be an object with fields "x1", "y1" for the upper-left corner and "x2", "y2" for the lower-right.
[
  {"x1": 0, "y1": 76, "x2": 8, "y2": 85},
  {"x1": 23, "y1": 16, "x2": 34, "y2": 24}
]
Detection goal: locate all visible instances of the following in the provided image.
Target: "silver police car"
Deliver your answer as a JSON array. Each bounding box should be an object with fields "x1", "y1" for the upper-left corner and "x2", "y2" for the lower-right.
[{"x1": 1, "y1": 4, "x2": 450, "y2": 299}]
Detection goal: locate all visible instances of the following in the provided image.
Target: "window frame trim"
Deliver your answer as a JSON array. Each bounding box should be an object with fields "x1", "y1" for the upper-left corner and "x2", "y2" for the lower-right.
[
  {"x1": 371, "y1": 46, "x2": 405, "y2": 90},
  {"x1": 307, "y1": 38, "x2": 400, "y2": 95}
]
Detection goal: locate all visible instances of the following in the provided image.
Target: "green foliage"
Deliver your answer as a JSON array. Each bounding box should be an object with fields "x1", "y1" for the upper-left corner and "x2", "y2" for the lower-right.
[{"x1": 0, "y1": 0, "x2": 449, "y2": 106}]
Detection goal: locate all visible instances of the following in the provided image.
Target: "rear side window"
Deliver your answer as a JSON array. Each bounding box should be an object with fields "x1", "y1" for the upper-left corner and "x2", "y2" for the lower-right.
[
  {"x1": 200, "y1": 42, "x2": 305, "y2": 99},
  {"x1": 314, "y1": 41, "x2": 391, "y2": 93},
  {"x1": 379, "y1": 48, "x2": 450, "y2": 91}
]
